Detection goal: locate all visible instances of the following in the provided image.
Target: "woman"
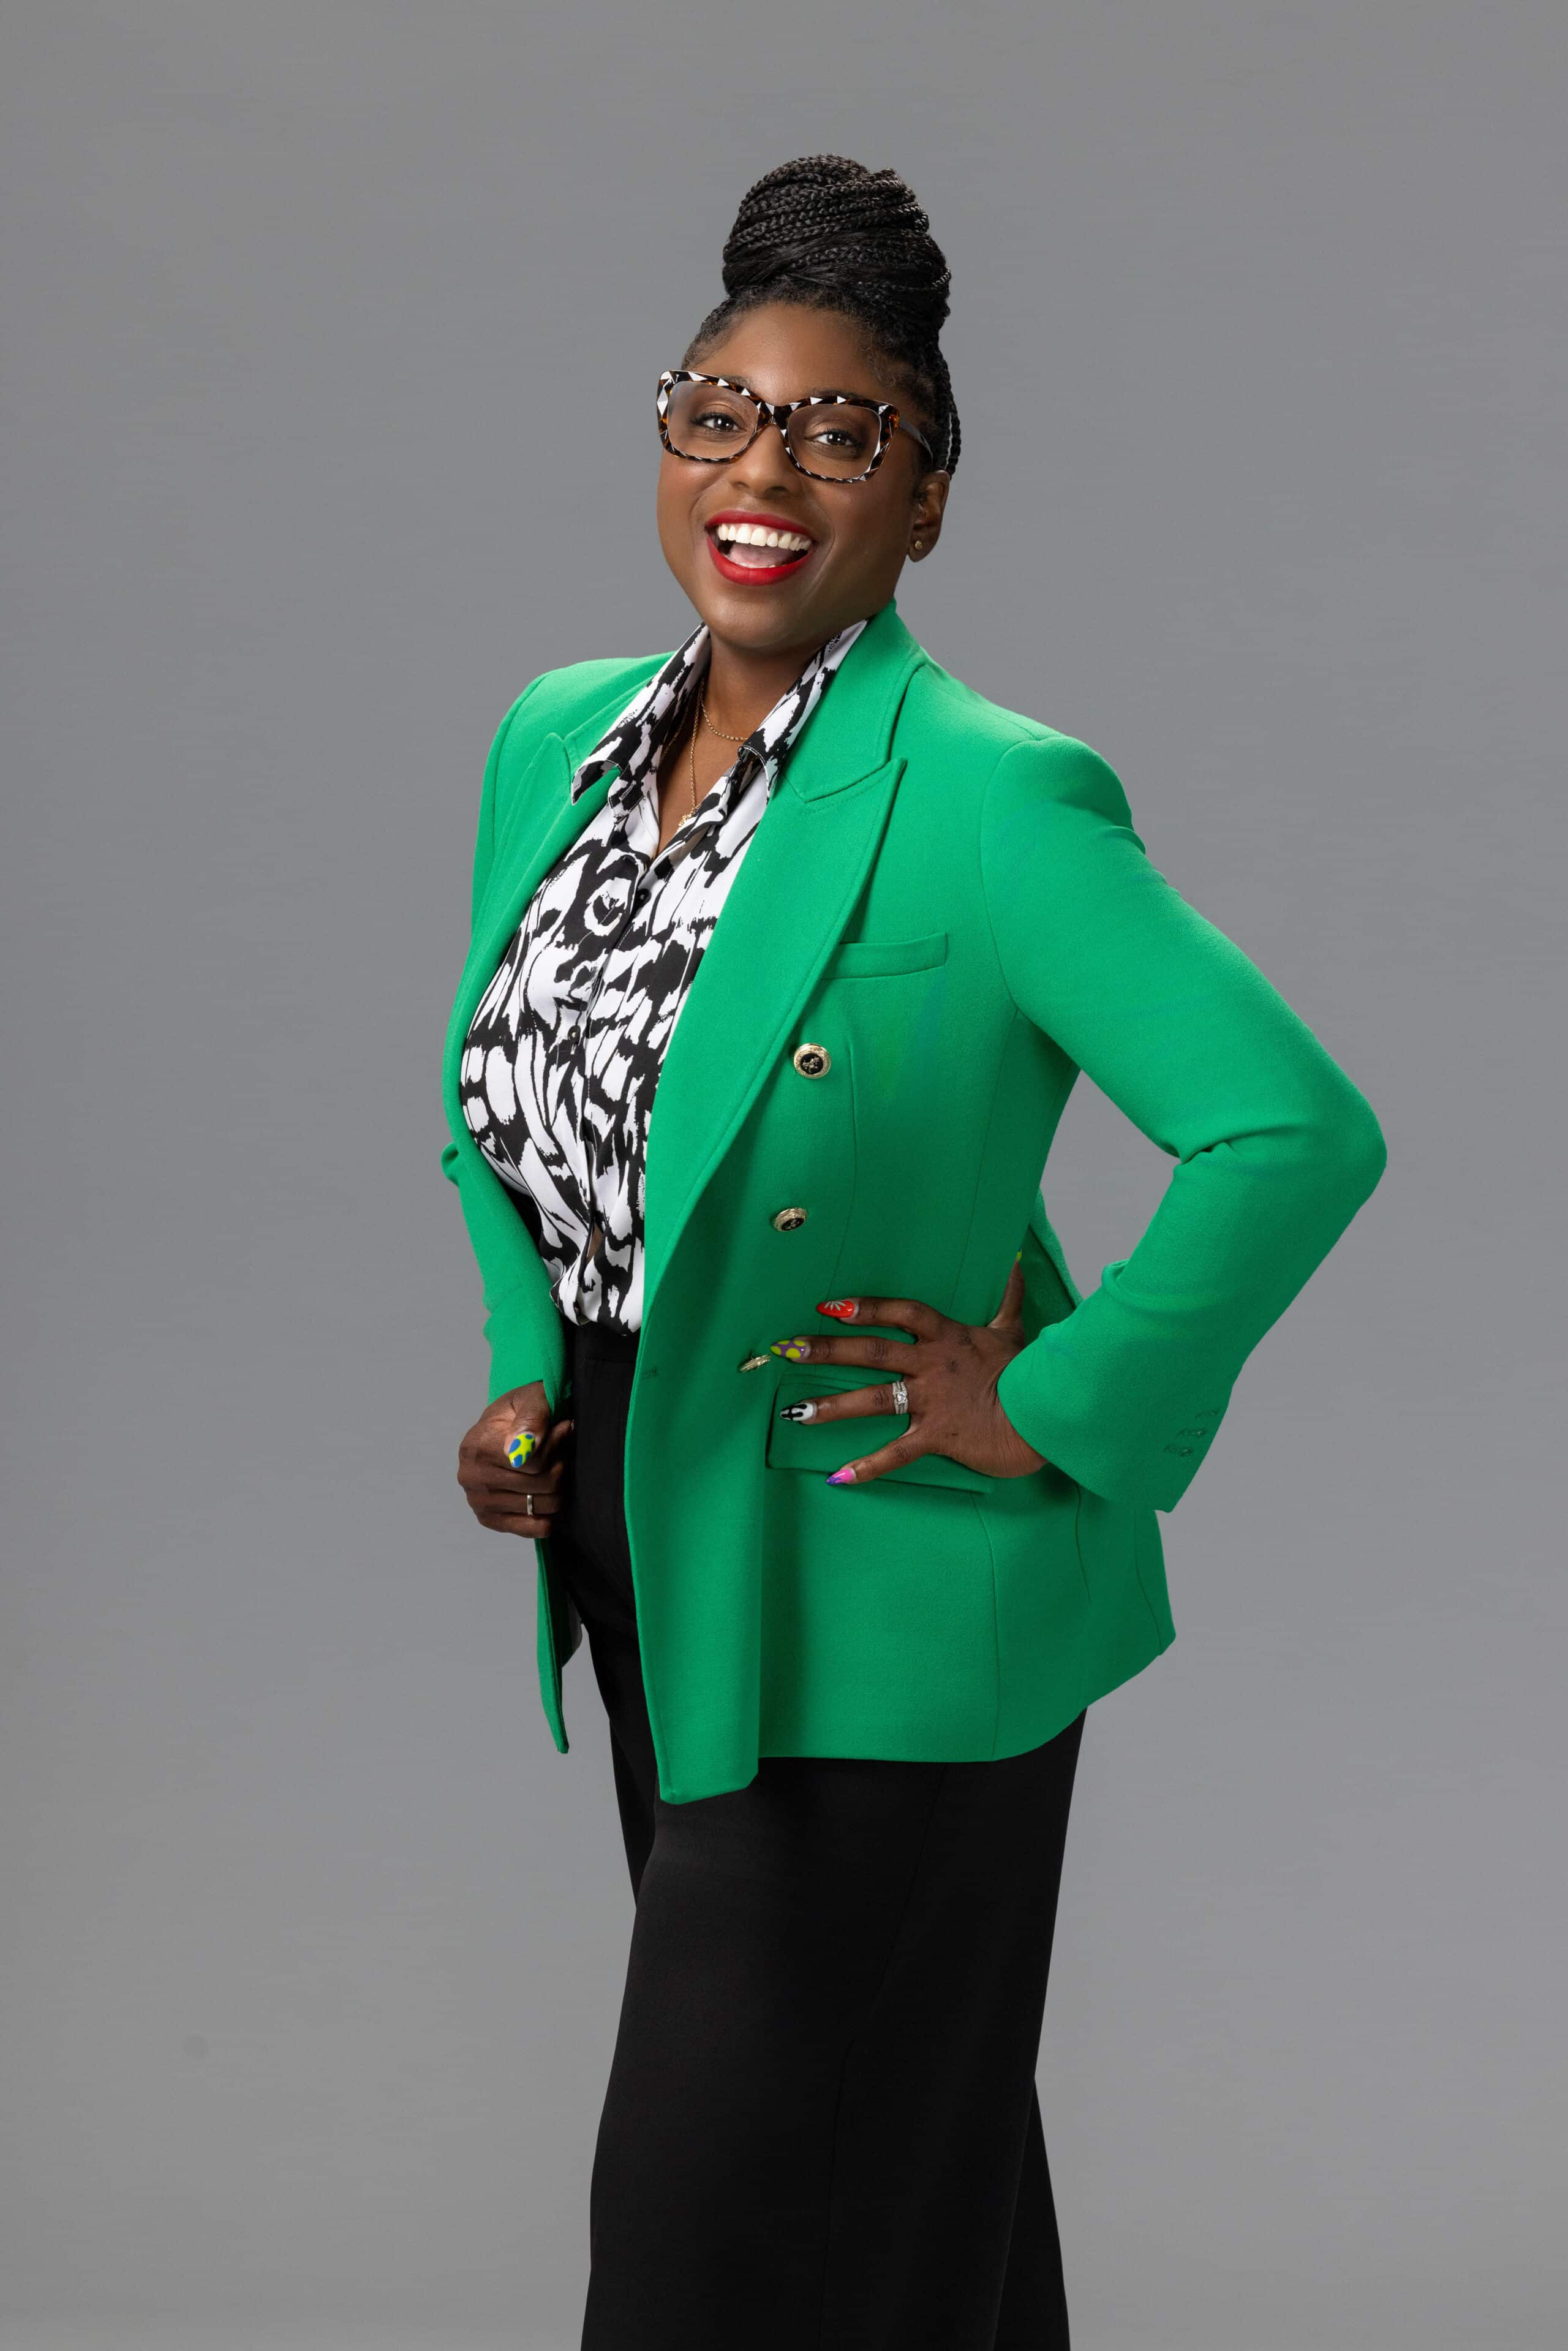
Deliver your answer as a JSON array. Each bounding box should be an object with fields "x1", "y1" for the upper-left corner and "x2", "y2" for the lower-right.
[{"x1": 439, "y1": 156, "x2": 1385, "y2": 2350}]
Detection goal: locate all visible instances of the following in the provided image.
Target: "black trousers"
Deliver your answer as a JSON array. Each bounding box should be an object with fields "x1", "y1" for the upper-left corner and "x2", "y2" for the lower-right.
[{"x1": 550, "y1": 1315, "x2": 1086, "y2": 2351}]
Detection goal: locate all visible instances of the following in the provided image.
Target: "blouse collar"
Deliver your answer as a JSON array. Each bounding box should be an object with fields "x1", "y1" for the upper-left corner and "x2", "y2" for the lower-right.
[{"x1": 569, "y1": 617, "x2": 867, "y2": 807}]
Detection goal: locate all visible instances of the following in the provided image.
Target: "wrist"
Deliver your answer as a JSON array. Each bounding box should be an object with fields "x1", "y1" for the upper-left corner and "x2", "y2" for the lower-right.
[{"x1": 989, "y1": 1379, "x2": 1048, "y2": 1477}]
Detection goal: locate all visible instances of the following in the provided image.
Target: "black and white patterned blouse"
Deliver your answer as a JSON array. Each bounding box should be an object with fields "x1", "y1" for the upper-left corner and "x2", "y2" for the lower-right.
[{"x1": 459, "y1": 617, "x2": 866, "y2": 1333}]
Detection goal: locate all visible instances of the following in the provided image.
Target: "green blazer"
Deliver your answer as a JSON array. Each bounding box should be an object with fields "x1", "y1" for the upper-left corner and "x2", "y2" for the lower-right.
[{"x1": 440, "y1": 599, "x2": 1386, "y2": 1803}]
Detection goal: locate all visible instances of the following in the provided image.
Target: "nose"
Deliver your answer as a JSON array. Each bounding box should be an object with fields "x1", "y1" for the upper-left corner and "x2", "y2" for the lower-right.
[{"x1": 728, "y1": 410, "x2": 800, "y2": 498}]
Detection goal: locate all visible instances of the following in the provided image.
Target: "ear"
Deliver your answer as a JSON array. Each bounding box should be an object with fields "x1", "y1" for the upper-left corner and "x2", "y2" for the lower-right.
[{"x1": 907, "y1": 468, "x2": 952, "y2": 562}]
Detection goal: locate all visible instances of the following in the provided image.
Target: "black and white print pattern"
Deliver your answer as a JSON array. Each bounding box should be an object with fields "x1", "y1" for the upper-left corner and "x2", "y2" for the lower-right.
[{"x1": 459, "y1": 617, "x2": 865, "y2": 1333}]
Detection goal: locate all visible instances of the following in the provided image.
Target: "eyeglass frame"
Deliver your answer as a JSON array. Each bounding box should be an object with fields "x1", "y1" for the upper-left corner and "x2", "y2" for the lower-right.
[{"x1": 656, "y1": 368, "x2": 939, "y2": 483}]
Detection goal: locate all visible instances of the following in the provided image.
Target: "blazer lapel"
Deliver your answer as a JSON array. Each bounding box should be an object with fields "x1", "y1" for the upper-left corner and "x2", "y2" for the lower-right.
[
  {"x1": 445, "y1": 732, "x2": 613, "y2": 1079},
  {"x1": 451, "y1": 655, "x2": 674, "y2": 1049},
  {"x1": 642, "y1": 598, "x2": 926, "y2": 1311}
]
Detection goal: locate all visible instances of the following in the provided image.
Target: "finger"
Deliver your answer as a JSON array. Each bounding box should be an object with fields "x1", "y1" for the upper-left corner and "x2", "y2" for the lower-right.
[
  {"x1": 812, "y1": 1294, "x2": 944, "y2": 1338},
  {"x1": 468, "y1": 1481, "x2": 565, "y2": 1515},
  {"x1": 480, "y1": 1411, "x2": 568, "y2": 1477},
  {"x1": 474, "y1": 1507, "x2": 556, "y2": 1538},
  {"x1": 469, "y1": 1437, "x2": 568, "y2": 1484},
  {"x1": 771, "y1": 1330, "x2": 921, "y2": 1370},
  {"x1": 987, "y1": 1252, "x2": 1027, "y2": 1331},
  {"x1": 494, "y1": 1400, "x2": 555, "y2": 1473},
  {"x1": 462, "y1": 1447, "x2": 568, "y2": 1498},
  {"x1": 503, "y1": 1416, "x2": 573, "y2": 1477},
  {"x1": 475, "y1": 1495, "x2": 562, "y2": 1533},
  {"x1": 777, "y1": 1379, "x2": 913, "y2": 1425},
  {"x1": 822, "y1": 1433, "x2": 930, "y2": 1488}
]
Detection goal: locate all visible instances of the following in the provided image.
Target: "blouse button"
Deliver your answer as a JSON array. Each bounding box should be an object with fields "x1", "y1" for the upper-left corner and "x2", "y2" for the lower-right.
[
  {"x1": 791, "y1": 1041, "x2": 831, "y2": 1078},
  {"x1": 771, "y1": 1206, "x2": 809, "y2": 1232}
]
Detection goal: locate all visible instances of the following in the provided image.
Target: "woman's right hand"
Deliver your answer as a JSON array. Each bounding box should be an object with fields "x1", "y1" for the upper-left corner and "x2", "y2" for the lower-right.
[{"x1": 456, "y1": 1382, "x2": 573, "y2": 1541}]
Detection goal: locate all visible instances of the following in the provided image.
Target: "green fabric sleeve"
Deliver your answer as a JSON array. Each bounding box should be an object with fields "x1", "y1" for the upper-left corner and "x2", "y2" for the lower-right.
[
  {"x1": 467, "y1": 677, "x2": 541, "y2": 929},
  {"x1": 440, "y1": 679, "x2": 568, "y2": 1414},
  {"x1": 983, "y1": 734, "x2": 1387, "y2": 1512}
]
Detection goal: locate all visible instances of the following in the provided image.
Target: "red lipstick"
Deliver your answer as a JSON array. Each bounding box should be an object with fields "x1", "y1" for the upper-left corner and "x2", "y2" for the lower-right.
[{"x1": 703, "y1": 508, "x2": 817, "y2": 587}]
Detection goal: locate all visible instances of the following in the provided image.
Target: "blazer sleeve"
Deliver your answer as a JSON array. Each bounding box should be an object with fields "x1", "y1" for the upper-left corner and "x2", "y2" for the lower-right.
[
  {"x1": 439, "y1": 677, "x2": 569, "y2": 1411},
  {"x1": 982, "y1": 733, "x2": 1387, "y2": 1512}
]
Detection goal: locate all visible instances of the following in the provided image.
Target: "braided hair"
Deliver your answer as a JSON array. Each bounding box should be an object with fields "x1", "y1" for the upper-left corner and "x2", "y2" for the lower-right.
[{"x1": 685, "y1": 155, "x2": 961, "y2": 477}]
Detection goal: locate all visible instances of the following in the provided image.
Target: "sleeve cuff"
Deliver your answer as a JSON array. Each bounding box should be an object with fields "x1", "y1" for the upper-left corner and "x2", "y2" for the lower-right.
[{"x1": 995, "y1": 1327, "x2": 1226, "y2": 1514}]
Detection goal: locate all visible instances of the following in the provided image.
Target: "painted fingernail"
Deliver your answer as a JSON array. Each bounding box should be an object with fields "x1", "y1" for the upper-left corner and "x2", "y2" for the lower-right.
[
  {"x1": 778, "y1": 1400, "x2": 819, "y2": 1422},
  {"x1": 770, "y1": 1340, "x2": 811, "y2": 1361},
  {"x1": 504, "y1": 1430, "x2": 540, "y2": 1468},
  {"x1": 816, "y1": 1299, "x2": 858, "y2": 1320},
  {"x1": 1015, "y1": 1249, "x2": 1023, "y2": 1261},
  {"x1": 826, "y1": 1466, "x2": 856, "y2": 1485}
]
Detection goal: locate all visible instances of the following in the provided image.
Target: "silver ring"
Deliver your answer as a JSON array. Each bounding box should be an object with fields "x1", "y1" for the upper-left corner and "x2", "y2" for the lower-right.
[
  {"x1": 890, "y1": 1376, "x2": 910, "y2": 1416},
  {"x1": 525, "y1": 1493, "x2": 535, "y2": 1515}
]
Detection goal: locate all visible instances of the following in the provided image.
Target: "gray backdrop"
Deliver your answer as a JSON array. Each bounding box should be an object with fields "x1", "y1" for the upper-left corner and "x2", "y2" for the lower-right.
[{"x1": 3, "y1": 5, "x2": 1562, "y2": 2347}]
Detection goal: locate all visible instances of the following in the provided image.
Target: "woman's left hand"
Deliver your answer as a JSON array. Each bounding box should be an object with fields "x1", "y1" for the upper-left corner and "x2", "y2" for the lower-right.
[{"x1": 767, "y1": 1257, "x2": 1049, "y2": 1486}]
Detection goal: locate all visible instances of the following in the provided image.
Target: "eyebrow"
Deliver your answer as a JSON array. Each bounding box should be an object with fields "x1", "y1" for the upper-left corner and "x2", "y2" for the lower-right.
[{"x1": 701, "y1": 372, "x2": 887, "y2": 407}]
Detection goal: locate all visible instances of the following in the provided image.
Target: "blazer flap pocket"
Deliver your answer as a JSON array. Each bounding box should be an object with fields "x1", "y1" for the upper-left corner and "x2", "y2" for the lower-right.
[
  {"x1": 766, "y1": 1362, "x2": 993, "y2": 1495},
  {"x1": 827, "y1": 929, "x2": 948, "y2": 979}
]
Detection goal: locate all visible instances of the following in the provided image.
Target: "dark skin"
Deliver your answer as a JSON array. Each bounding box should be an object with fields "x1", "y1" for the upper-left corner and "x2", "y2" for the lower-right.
[
  {"x1": 648, "y1": 302, "x2": 950, "y2": 847},
  {"x1": 458, "y1": 302, "x2": 1045, "y2": 1544}
]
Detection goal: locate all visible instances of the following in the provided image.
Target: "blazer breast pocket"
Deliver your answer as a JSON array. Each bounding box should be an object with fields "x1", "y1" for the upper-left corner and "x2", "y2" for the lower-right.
[
  {"x1": 826, "y1": 929, "x2": 948, "y2": 980},
  {"x1": 765, "y1": 1361, "x2": 995, "y2": 1495}
]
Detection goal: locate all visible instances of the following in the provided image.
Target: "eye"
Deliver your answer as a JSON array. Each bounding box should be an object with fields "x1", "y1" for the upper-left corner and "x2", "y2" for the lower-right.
[
  {"x1": 692, "y1": 404, "x2": 746, "y2": 436},
  {"x1": 793, "y1": 404, "x2": 879, "y2": 462}
]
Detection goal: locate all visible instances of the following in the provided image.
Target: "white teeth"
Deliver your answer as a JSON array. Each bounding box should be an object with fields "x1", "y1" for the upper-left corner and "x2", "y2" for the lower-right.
[{"x1": 714, "y1": 521, "x2": 812, "y2": 553}]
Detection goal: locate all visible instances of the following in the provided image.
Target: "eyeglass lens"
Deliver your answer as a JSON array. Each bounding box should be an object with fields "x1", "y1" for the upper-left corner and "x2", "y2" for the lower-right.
[{"x1": 664, "y1": 379, "x2": 883, "y2": 479}]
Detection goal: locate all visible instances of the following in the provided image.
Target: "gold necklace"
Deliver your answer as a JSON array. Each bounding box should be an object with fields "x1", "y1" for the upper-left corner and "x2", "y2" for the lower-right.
[
  {"x1": 698, "y1": 689, "x2": 748, "y2": 743},
  {"x1": 688, "y1": 690, "x2": 750, "y2": 814}
]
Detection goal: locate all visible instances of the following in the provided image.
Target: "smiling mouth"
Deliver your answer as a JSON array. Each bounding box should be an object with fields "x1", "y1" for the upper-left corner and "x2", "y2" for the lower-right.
[{"x1": 706, "y1": 518, "x2": 816, "y2": 583}]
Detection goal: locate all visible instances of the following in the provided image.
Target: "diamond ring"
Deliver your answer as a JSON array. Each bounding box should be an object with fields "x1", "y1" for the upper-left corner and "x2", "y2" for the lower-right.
[{"x1": 890, "y1": 1376, "x2": 910, "y2": 1417}]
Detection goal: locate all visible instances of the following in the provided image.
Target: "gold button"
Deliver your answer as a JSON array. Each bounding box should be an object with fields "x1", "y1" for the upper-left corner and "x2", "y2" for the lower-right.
[
  {"x1": 737, "y1": 1353, "x2": 771, "y2": 1373},
  {"x1": 771, "y1": 1206, "x2": 809, "y2": 1232},
  {"x1": 792, "y1": 1041, "x2": 831, "y2": 1078}
]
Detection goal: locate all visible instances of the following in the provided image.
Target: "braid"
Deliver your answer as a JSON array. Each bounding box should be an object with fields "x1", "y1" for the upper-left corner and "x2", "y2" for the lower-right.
[{"x1": 685, "y1": 155, "x2": 961, "y2": 477}]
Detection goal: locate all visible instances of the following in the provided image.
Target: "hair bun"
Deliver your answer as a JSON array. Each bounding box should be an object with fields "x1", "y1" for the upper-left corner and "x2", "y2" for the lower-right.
[
  {"x1": 721, "y1": 154, "x2": 951, "y2": 341},
  {"x1": 688, "y1": 153, "x2": 962, "y2": 475}
]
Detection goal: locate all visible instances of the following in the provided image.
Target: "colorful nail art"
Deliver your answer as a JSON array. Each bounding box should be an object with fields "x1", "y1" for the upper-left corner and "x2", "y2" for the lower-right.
[
  {"x1": 826, "y1": 1466, "x2": 856, "y2": 1485},
  {"x1": 769, "y1": 1340, "x2": 811, "y2": 1361},
  {"x1": 816, "y1": 1299, "x2": 858, "y2": 1321},
  {"x1": 504, "y1": 1429, "x2": 539, "y2": 1469},
  {"x1": 778, "y1": 1400, "x2": 818, "y2": 1423}
]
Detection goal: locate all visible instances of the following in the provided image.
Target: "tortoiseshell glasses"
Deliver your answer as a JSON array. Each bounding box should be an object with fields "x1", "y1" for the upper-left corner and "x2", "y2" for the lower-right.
[{"x1": 657, "y1": 368, "x2": 936, "y2": 483}]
